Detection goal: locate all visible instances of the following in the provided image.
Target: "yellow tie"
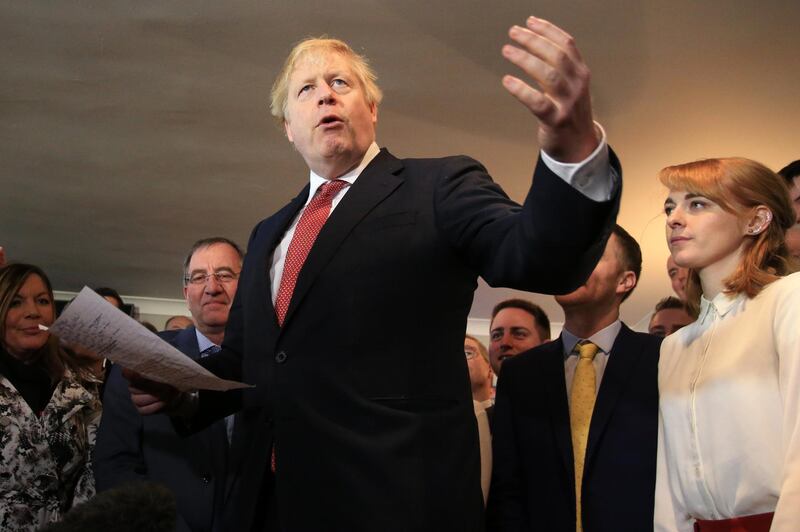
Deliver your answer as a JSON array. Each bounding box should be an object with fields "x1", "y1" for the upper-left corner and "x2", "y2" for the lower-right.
[{"x1": 570, "y1": 341, "x2": 599, "y2": 532}]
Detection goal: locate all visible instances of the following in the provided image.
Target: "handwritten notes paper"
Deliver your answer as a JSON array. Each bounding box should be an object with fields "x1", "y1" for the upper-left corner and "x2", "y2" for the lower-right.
[{"x1": 49, "y1": 287, "x2": 250, "y2": 391}]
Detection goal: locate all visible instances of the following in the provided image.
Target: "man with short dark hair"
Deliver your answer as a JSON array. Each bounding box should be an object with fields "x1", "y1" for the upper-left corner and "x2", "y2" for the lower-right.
[
  {"x1": 95, "y1": 287, "x2": 125, "y2": 311},
  {"x1": 95, "y1": 237, "x2": 243, "y2": 532},
  {"x1": 778, "y1": 160, "x2": 800, "y2": 258},
  {"x1": 778, "y1": 160, "x2": 800, "y2": 223},
  {"x1": 488, "y1": 225, "x2": 661, "y2": 531},
  {"x1": 489, "y1": 299, "x2": 550, "y2": 375},
  {"x1": 666, "y1": 255, "x2": 689, "y2": 301},
  {"x1": 648, "y1": 296, "x2": 694, "y2": 337},
  {"x1": 164, "y1": 315, "x2": 193, "y2": 331}
]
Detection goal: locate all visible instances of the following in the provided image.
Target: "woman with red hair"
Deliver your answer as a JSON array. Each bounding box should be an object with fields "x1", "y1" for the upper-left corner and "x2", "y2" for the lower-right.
[{"x1": 655, "y1": 157, "x2": 799, "y2": 531}]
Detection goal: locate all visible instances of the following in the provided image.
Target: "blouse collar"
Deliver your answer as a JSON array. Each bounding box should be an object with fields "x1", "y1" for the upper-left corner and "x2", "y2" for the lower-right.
[{"x1": 699, "y1": 290, "x2": 745, "y2": 322}]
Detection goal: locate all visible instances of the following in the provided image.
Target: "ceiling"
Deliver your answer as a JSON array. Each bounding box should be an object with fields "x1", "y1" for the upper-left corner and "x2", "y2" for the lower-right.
[{"x1": 2, "y1": 0, "x2": 799, "y2": 328}]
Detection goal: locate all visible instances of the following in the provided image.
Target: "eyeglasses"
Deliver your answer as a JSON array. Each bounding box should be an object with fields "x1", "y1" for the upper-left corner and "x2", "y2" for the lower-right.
[
  {"x1": 184, "y1": 271, "x2": 239, "y2": 285},
  {"x1": 465, "y1": 349, "x2": 478, "y2": 360}
]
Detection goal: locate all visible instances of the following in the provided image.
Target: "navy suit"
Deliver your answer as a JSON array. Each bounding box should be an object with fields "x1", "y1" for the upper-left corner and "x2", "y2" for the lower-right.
[
  {"x1": 487, "y1": 324, "x2": 661, "y2": 532},
  {"x1": 191, "y1": 149, "x2": 621, "y2": 531},
  {"x1": 94, "y1": 327, "x2": 228, "y2": 532}
]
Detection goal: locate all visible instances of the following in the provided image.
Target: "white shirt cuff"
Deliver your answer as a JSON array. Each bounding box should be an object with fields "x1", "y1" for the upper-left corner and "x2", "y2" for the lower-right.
[{"x1": 539, "y1": 122, "x2": 619, "y2": 202}]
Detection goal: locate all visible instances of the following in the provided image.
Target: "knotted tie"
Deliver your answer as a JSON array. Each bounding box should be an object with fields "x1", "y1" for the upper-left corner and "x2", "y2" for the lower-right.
[
  {"x1": 275, "y1": 179, "x2": 348, "y2": 325},
  {"x1": 570, "y1": 341, "x2": 599, "y2": 532},
  {"x1": 201, "y1": 345, "x2": 222, "y2": 357}
]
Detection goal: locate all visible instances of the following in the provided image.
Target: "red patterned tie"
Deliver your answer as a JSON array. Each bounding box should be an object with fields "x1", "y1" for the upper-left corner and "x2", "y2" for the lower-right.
[{"x1": 275, "y1": 179, "x2": 348, "y2": 326}]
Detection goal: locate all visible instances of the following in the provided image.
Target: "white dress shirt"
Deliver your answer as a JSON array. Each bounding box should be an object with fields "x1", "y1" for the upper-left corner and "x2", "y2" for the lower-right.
[
  {"x1": 655, "y1": 271, "x2": 800, "y2": 531},
  {"x1": 270, "y1": 128, "x2": 617, "y2": 303}
]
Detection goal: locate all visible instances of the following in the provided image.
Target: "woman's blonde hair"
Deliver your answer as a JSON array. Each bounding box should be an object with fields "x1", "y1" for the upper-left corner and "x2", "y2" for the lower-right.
[{"x1": 659, "y1": 157, "x2": 795, "y2": 313}]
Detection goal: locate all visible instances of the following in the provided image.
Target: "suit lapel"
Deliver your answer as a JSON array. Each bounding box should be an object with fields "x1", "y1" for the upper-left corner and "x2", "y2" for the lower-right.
[
  {"x1": 585, "y1": 324, "x2": 640, "y2": 466},
  {"x1": 542, "y1": 338, "x2": 574, "y2": 476},
  {"x1": 251, "y1": 186, "x2": 309, "y2": 324},
  {"x1": 174, "y1": 326, "x2": 201, "y2": 360},
  {"x1": 280, "y1": 150, "x2": 404, "y2": 328}
]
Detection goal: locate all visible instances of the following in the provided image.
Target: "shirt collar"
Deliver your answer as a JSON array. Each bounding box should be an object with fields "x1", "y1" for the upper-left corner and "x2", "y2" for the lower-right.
[
  {"x1": 561, "y1": 319, "x2": 622, "y2": 360},
  {"x1": 699, "y1": 290, "x2": 745, "y2": 322},
  {"x1": 194, "y1": 329, "x2": 218, "y2": 354},
  {"x1": 306, "y1": 142, "x2": 380, "y2": 204}
]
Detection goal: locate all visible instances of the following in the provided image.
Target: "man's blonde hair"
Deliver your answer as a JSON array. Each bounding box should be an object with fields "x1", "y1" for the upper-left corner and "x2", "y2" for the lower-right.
[{"x1": 270, "y1": 37, "x2": 383, "y2": 123}]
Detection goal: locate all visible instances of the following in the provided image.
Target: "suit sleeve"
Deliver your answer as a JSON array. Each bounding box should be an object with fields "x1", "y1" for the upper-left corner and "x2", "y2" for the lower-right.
[
  {"x1": 93, "y1": 363, "x2": 147, "y2": 490},
  {"x1": 486, "y1": 364, "x2": 528, "y2": 531},
  {"x1": 435, "y1": 150, "x2": 621, "y2": 295}
]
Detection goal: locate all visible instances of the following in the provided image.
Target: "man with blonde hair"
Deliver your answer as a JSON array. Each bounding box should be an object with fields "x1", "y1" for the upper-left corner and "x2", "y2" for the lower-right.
[{"x1": 128, "y1": 17, "x2": 622, "y2": 531}]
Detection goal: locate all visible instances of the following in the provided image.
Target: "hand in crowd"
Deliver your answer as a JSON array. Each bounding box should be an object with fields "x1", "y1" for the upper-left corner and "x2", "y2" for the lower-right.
[
  {"x1": 502, "y1": 17, "x2": 599, "y2": 163},
  {"x1": 122, "y1": 367, "x2": 183, "y2": 415}
]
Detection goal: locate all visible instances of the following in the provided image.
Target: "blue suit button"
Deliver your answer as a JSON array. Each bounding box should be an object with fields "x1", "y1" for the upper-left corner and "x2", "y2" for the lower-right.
[{"x1": 275, "y1": 351, "x2": 288, "y2": 364}]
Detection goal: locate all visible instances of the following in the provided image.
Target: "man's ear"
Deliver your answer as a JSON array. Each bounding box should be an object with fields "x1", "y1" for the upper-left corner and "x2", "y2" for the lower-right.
[
  {"x1": 617, "y1": 270, "x2": 636, "y2": 297},
  {"x1": 370, "y1": 101, "x2": 378, "y2": 126},
  {"x1": 283, "y1": 119, "x2": 294, "y2": 143},
  {"x1": 745, "y1": 205, "x2": 773, "y2": 236}
]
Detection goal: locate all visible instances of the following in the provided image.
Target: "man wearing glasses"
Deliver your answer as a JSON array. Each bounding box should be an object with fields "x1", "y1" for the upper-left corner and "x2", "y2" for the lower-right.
[{"x1": 95, "y1": 237, "x2": 243, "y2": 532}]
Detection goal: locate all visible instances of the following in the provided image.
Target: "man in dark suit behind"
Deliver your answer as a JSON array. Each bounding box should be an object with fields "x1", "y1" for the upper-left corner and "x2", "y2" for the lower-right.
[
  {"x1": 94, "y1": 238, "x2": 243, "y2": 532},
  {"x1": 128, "y1": 18, "x2": 622, "y2": 531},
  {"x1": 487, "y1": 225, "x2": 661, "y2": 532}
]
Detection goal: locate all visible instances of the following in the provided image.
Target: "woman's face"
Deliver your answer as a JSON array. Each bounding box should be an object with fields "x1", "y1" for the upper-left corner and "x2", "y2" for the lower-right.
[
  {"x1": 3, "y1": 274, "x2": 55, "y2": 359},
  {"x1": 664, "y1": 189, "x2": 748, "y2": 274}
]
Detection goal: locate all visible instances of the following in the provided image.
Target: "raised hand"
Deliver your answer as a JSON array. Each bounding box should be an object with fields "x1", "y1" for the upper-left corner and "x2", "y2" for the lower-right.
[{"x1": 502, "y1": 17, "x2": 599, "y2": 163}]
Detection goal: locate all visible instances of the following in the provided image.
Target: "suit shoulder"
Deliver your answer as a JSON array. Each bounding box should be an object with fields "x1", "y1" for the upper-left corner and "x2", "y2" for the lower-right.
[
  {"x1": 157, "y1": 327, "x2": 198, "y2": 356},
  {"x1": 502, "y1": 341, "x2": 561, "y2": 374},
  {"x1": 157, "y1": 328, "x2": 181, "y2": 344},
  {"x1": 399, "y1": 154, "x2": 488, "y2": 175},
  {"x1": 631, "y1": 329, "x2": 663, "y2": 347},
  {"x1": 619, "y1": 325, "x2": 663, "y2": 358}
]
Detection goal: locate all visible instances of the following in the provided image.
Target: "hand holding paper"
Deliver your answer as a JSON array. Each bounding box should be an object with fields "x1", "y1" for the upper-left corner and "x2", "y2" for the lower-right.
[{"x1": 48, "y1": 287, "x2": 250, "y2": 392}]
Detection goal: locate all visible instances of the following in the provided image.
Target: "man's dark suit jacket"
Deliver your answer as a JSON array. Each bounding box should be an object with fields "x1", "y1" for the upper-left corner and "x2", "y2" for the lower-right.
[
  {"x1": 487, "y1": 324, "x2": 661, "y2": 532},
  {"x1": 94, "y1": 327, "x2": 228, "y2": 532},
  {"x1": 193, "y1": 148, "x2": 621, "y2": 531}
]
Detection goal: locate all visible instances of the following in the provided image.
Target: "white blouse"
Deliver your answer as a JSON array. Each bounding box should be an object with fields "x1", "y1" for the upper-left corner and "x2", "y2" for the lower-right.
[{"x1": 655, "y1": 271, "x2": 800, "y2": 531}]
